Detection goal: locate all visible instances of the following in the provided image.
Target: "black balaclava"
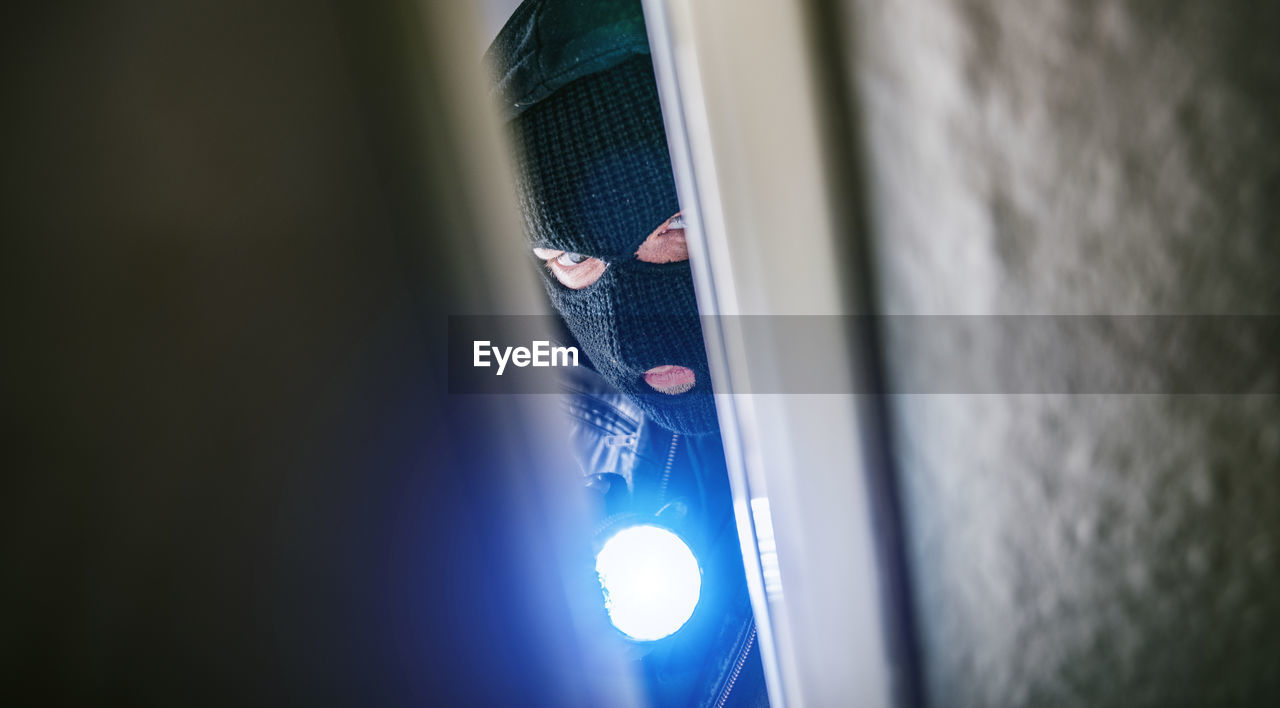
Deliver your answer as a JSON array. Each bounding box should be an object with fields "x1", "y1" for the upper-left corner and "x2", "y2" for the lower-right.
[{"x1": 487, "y1": 0, "x2": 718, "y2": 435}]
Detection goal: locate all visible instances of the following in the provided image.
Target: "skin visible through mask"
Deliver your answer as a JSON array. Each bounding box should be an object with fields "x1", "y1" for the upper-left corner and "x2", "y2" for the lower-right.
[{"x1": 533, "y1": 212, "x2": 697, "y2": 395}]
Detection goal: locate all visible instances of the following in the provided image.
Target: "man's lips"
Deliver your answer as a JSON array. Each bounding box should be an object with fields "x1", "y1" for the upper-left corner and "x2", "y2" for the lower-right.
[{"x1": 644, "y1": 365, "x2": 696, "y2": 394}]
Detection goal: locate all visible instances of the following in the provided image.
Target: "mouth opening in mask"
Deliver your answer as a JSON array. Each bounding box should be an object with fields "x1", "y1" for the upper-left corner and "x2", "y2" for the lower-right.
[{"x1": 644, "y1": 364, "x2": 696, "y2": 394}]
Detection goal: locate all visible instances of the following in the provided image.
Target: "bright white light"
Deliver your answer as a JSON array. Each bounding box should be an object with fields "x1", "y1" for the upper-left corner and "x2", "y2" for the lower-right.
[{"x1": 595, "y1": 524, "x2": 701, "y2": 641}]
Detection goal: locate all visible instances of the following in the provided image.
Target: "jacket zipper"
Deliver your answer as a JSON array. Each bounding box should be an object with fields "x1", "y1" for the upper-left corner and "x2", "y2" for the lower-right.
[
  {"x1": 658, "y1": 432, "x2": 680, "y2": 503},
  {"x1": 714, "y1": 622, "x2": 757, "y2": 708},
  {"x1": 660, "y1": 430, "x2": 753, "y2": 706}
]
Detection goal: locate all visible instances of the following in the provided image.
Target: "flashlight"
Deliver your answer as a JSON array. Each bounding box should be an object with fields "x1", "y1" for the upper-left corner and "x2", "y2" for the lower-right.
[{"x1": 594, "y1": 524, "x2": 702, "y2": 641}]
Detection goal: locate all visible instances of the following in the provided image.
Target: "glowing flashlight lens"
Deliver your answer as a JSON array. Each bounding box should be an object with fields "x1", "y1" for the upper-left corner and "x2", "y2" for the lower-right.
[{"x1": 595, "y1": 525, "x2": 701, "y2": 641}]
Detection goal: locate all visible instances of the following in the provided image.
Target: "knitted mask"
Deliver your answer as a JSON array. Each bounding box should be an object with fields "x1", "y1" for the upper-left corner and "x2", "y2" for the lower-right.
[{"x1": 489, "y1": 1, "x2": 718, "y2": 434}]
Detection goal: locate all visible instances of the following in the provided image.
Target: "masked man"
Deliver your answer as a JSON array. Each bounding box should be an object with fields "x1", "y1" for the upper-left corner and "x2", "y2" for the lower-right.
[{"x1": 487, "y1": 1, "x2": 768, "y2": 705}]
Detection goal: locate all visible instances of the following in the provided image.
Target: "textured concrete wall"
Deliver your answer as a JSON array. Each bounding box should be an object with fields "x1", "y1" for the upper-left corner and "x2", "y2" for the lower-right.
[{"x1": 844, "y1": 1, "x2": 1280, "y2": 705}]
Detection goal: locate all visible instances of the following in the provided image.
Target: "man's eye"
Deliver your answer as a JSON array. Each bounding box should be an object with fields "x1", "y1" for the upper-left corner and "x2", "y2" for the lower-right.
[{"x1": 556, "y1": 252, "x2": 591, "y2": 267}]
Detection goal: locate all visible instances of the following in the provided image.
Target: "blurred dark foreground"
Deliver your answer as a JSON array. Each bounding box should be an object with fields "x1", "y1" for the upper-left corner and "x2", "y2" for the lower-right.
[{"x1": 2, "y1": 2, "x2": 612, "y2": 705}]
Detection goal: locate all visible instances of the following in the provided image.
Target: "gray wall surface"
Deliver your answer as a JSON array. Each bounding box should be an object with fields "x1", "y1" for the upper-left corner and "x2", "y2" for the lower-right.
[
  {"x1": 474, "y1": 0, "x2": 524, "y2": 44},
  {"x1": 844, "y1": 1, "x2": 1280, "y2": 705}
]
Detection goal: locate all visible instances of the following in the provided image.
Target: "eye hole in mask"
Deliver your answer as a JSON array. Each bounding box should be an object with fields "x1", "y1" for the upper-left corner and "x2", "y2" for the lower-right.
[
  {"x1": 557, "y1": 252, "x2": 592, "y2": 266},
  {"x1": 534, "y1": 248, "x2": 609, "y2": 290},
  {"x1": 533, "y1": 212, "x2": 689, "y2": 289}
]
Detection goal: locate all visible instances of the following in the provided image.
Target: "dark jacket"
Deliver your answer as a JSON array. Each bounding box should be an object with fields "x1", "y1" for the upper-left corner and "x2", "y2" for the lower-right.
[{"x1": 562, "y1": 366, "x2": 768, "y2": 707}]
